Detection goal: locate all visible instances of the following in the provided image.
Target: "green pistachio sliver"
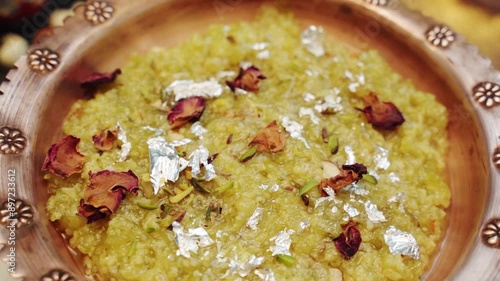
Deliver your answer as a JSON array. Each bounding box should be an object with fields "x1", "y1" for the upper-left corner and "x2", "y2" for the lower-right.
[
  {"x1": 145, "y1": 227, "x2": 156, "y2": 233},
  {"x1": 170, "y1": 186, "x2": 194, "y2": 203},
  {"x1": 362, "y1": 174, "x2": 378, "y2": 184},
  {"x1": 328, "y1": 135, "x2": 339, "y2": 155},
  {"x1": 239, "y1": 145, "x2": 258, "y2": 162},
  {"x1": 299, "y1": 180, "x2": 319, "y2": 196},
  {"x1": 191, "y1": 178, "x2": 210, "y2": 194},
  {"x1": 137, "y1": 202, "x2": 158, "y2": 210},
  {"x1": 276, "y1": 254, "x2": 296, "y2": 267},
  {"x1": 215, "y1": 182, "x2": 234, "y2": 193}
]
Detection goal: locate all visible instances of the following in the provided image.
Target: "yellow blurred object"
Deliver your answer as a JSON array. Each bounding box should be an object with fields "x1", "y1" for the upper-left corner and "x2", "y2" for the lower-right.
[
  {"x1": 403, "y1": 0, "x2": 500, "y2": 68},
  {"x1": 0, "y1": 33, "x2": 28, "y2": 67}
]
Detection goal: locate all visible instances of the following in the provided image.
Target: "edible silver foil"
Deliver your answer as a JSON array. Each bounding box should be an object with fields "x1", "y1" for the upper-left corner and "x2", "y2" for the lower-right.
[
  {"x1": 259, "y1": 184, "x2": 269, "y2": 190},
  {"x1": 147, "y1": 137, "x2": 189, "y2": 194},
  {"x1": 217, "y1": 70, "x2": 237, "y2": 79},
  {"x1": 315, "y1": 187, "x2": 336, "y2": 209},
  {"x1": 172, "y1": 221, "x2": 214, "y2": 258},
  {"x1": 188, "y1": 145, "x2": 217, "y2": 181},
  {"x1": 388, "y1": 172, "x2": 400, "y2": 183},
  {"x1": 165, "y1": 79, "x2": 223, "y2": 102},
  {"x1": 170, "y1": 138, "x2": 192, "y2": 147},
  {"x1": 269, "y1": 229, "x2": 294, "y2": 256},
  {"x1": 280, "y1": 116, "x2": 310, "y2": 148},
  {"x1": 374, "y1": 146, "x2": 390, "y2": 170},
  {"x1": 301, "y1": 25, "x2": 325, "y2": 57},
  {"x1": 364, "y1": 200, "x2": 387, "y2": 223},
  {"x1": 343, "y1": 203, "x2": 360, "y2": 218},
  {"x1": 388, "y1": 192, "x2": 406, "y2": 212},
  {"x1": 345, "y1": 182, "x2": 369, "y2": 196},
  {"x1": 348, "y1": 82, "x2": 359, "y2": 93},
  {"x1": 116, "y1": 122, "x2": 131, "y2": 162},
  {"x1": 256, "y1": 50, "x2": 270, "y2": 60},
  {"x1": 303, "y1": 92, "x2": 316, "y2": 102},
  {"x1": 269, "y1": 183, "x2": 280, "y2": 192},
  {"x1": 384, "y1": 226, "x2": 420, "y2": 259},
  {"x1": 299, "y1": 107, "x2": 320, "y2": 125},
  {"x1": 251, "y1": 42, "x2": 269, "y2": 51},
  {"x1": 224, "y1": 255, "x2": 265, "y2": 278},
  {"x1": 246, "y1": 207, "x2": 264, "y2": 230},
  {"x1": 300, "y1": 219, "x2": 310, "y2": 229},
  {"x1": 314, "y1": 93, "x2": 343, "y2": 114},
  {"x1": 240, "y1": 61, "x2": 253, "y2": 70},
  {"x1": 344, "y1": 146, "x2": 356, "y2": 165},
  {"x1": 190, "y1": 121, "x2": 207, "y2": 139},
  {"x1": 344, "y1": 70, "x2": 354, "y2": 81},
  {"x1": 142, "y1": 126, "x2": 163, "y2": 136},
  {"x1": 255, "y1": 268, "x2": 276, "y2": 281}
]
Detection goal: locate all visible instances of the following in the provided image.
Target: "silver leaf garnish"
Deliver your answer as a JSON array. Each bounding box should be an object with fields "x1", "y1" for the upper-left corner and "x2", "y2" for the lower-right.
[
  {"x1": 170, "y1": 138, "x2": 192, "y2": 147},
  {"x1": 188, "y1": 145, "x2": 216, "y2": 181},
  {"x1": 343, "y1": 203, "x2": 360, "y2": 218},
  {"x1": 303, "y1": 92, "x2": 316, "y2": 102},
  {"x1": 190, "y1": 121, "x2": 207, "y2": 139},
  {"x1": 269, "y1": 229, "x2": 294, "y2": 256},
  {"x1": 172, "y1": 222, "x2": 214, "y2": 258},
  {"x1": 246, "y1": 207, "x2": 264, "y2": 230},
  {"x1": 259, "y1": 184, "x2": 269, "y2": 190},
  {"x1": 147, "y1": 137, "x2": 190, "y2": 194},
  {"x1": 142, "y1": 126, "x2": 163, "y2": 136},
  {"x1": 384, "y1": 226, "x2": 420, "y2": 259},
  {"x1": 388, "y1": 172, "x2": 400, "y2": 183},
  {"x1": 364, "y1": 200, "x2": 387, "y2": 223},
  {"x1": 388, "y1": 192, "x2": 405, "y2": 212},
  {"x1": 314, "y1": 92, "x2": 343, "y2": 114},
  {"x1": 251, "y1": 42, "x2": 269, "y2": 51},
  {"x1": 255, "y1": 268, "x2": 276, "y2": 281},
  {"x1": 299, "y1": 107, "x2": 320, "y2": 125},
  {"x1": 257, "y1": 50, "x2": 271, "y2": 60},
  {"x1": 240, "y1": 61, "x2": 253, "y2": 70},
  {"x1": 374, "y1": 146, "x2": 390, "y2": 170},
  {"x1": 224, "y1": 255, "x2": 265, "y2": 278},
  {"x1": 269, "y1": 183, "x2": 280, "y2": 192},
  {"x1": 300, "y1": 218, "x2": 310, "y2": 229},
  {"x1": 280, "y1": 116, "x2": 310, "y2": 148},
  {"x1": 217, "y1": 70, "x2": 237, "y2": 79},
  {"x1": 165, "y1": 79, "x2": 223, "y2": 102},
  {"x1": 301, "y1": 25, "x2": 325, "y2": 57},
  {"x1": 315, "y1": 187, "x2": 336, "y2": 209},
  {"x1": 344, "y1": 146, "x2": 356, "y2": 165},
  {"x1": 116, "y1": 122, "x2": 131, "y2": 162}
]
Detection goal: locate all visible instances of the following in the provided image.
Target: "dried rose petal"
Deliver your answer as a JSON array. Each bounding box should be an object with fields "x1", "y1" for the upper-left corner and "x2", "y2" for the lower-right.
[
  {"x1": 167, "y1": 96, "x2": 206, "y2": 129},
  {"x1": 360, "y1": 93, "x2": 405, "y2": 130},
  {"x1": 77, "y1": 170, "x2": 139, "y2": 223},
  {"x1": 333, "y1": 221, "x2": 362, "y2": 260},
  {"x1": 42, "y1": 135, "x2": 86, "y2": 178},
  {"x1": 92, "y1": 128, "x2": 118, "y2": 152},
  {"x1": 226, "y1": 66, "x2": 267, "y2": 93},
  {"x1": 319, "y1": 163, "x2": 367, "y2": 196},
  {"x1": 80, "y1": 68, "x2": 122, "y2": 97},
  {"x1": 249, "y1": 120, "x2": 286, "y2": 153}
]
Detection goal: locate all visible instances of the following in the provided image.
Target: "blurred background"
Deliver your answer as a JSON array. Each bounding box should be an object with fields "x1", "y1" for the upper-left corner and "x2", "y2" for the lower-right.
[{"x1": 0, "y1": 0, "x2": 499, "y2": 80}]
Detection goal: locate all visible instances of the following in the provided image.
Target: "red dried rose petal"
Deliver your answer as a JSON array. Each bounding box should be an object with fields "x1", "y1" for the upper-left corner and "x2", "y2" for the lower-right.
[
  {"x1": 77, "y1": 170, "x2": 139, "y2": 223},
  {"x1": 319, "y1": 163, "x2": 367, "y2": 196},
  {"x1": 360, "y1": 93, "x2": 405, "y2": 130},
  {"x1": 80, "y1": 68, "x2": 122, "y2": 97},
  {"x1": 333, "y1": 221, "x2": 362, "y2": 260},
  {"x1": 92, "y1": 128, "x2": 118, "y2": 152},
  {"x1": 249, "y1": 120, "x2": 287, "y2": 153},
  {"x1": 226, "y1": 66, "x2": 267, "y2": 93},
  {"x1": 167, "y1": 96, "x2": 206, "y2": 129},
  {"x1": 42, "y1": 135, "x2": 86, "y2": 178}
]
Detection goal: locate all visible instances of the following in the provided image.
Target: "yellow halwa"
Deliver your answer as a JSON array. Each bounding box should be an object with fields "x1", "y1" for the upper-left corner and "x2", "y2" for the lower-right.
[{"x1": 46, "y1": 7, "x2": 450, "y2": 281}]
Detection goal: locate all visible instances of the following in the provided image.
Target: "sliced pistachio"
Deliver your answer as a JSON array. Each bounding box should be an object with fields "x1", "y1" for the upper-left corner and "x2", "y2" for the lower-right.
[
  {"x1": 191, "y1": 178, "x2": 210, "y2": 194},
  {"x1": 145, "y1": 227, "x2": 156, "y2": 233},
  {"x1": 215, "y1": 182, "x2": 234, "y2": 193},
  {"x1": 328, "y1": 135, "x2": 339, "y2": 154},
  {"x1": 299, "y1": 180, "x2": 319, "y2": 196},
  {"x1": 239, "y1": 145, "x2": 258, "y2": 162},
  {"x1": 362, "y1": 174, "x2": 378, "y2": 184},
  {"x1": 137, "y1": 202, "x2": 158, "y2": 210},
  {"x1": 276, "y1": 254, "x2": 296, "y2": 267},
  {"x1": 170, "y1": 186, "x2": 194, "y2": 203}
]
